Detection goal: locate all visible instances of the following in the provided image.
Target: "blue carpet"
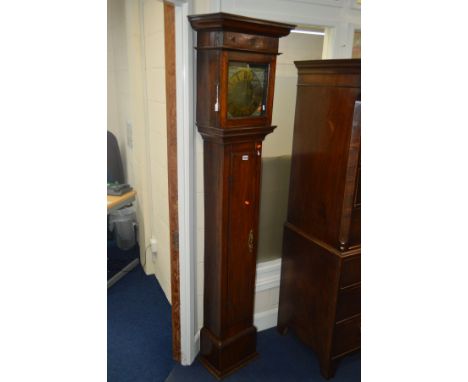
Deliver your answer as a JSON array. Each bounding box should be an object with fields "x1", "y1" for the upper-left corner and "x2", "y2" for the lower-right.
[
  {"x1": 108, "y1": 266, "x2": 360, "y2": 381},
  {"x1": 166, "y1": 329, "x2": 360, "y2": 382},
  {"x1": 108, "y1": 265, "x2": 175, "y2": 382},
  {"x1": 107, "y1": 240, "x2": 139, "y2": 280}
]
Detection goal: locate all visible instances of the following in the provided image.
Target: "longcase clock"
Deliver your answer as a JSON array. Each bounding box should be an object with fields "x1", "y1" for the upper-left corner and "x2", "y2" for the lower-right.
[{"x1": 188, "y1": 13, "x2": 294, "y2": 379}]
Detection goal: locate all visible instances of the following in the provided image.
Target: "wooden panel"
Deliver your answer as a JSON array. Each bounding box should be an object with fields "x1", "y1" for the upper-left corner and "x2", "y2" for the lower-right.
[
  {"x1": 349, "y1": 154, "x2": 361, "y2": 246},
  {"x1": 200, "y1": 326, "x2": 257, "y2": 379},
  {"x1": 277, "y1": 224, "x2": 340, "y2": 358},
  {"x1": 287, "y1": 84, "x2": 360, "y2": 248},
  {"x1": 202, "y1": 142, "x2": 226, "y2": 337},
  {"x1": 297, "y1": 73, "x2": 359, "y2": 88},
  {"x1": 338, "y1": 100, "x2": 361, "y2": 250},
  {"x1": 335, "y1": 284, "x2": 360, "y2": 322},
  {"x1": 278, "y1": 59, "x2": 360, "y2": 379},
  {"x1": 188, "y1": 12, "x2": 294, "y2": 38},
  {"x1": 164, "y1": 2, "x2": 180, "y2": 362},
  {"x1": 196, "y1": 49, "x2": 220, "y2": 129},
  {"x1": 196, "y1": 31, "x2": 279, "y2": 53},
  {"x1": 348, "y1": 207, "x2": 361, "y2": 247},
  {"x1": 223, "y1": 31, "x2": 278, "y2": 53},
  {"x1": 295, "y1": 59, "x2": 360, "y2": 75},
  {"x1": 225, "y1": 142, "x2": 260, "y2": 336},
  {"x1": 332, "y1": 316, "x2": 361, "y2": 357},
  {"x1": 354, "y1": 156, "x2": 361, "y2": 207},
  {"x1": 340, "y1": 254, "x2": 361, "y2": 287}
]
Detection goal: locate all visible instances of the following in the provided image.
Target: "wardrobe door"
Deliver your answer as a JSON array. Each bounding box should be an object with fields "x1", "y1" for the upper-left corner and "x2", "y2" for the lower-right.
[{"x1": 225, "y1": 142, "x2": 261, "y2": 336}]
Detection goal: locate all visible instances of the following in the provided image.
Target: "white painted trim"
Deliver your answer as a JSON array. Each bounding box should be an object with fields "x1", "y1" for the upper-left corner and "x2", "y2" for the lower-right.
[
  {"x1": 219, "y1": 0, "x2": 360, "y2": 59},
  {"x1": 281, "y1": 0, "x2": 346, "y2": 8},
  {"x1": 138, "y1": 0, "x2": 156, "y2": 273},
  {"x1": 194, "y1": 330, "x2": 200, "y2": 356},
  {"x1": 254, "y1": 308, "x2": 279, "y2": 332},
  {"x1": 210, "y1": 0, "x2": 221, "y2": 12},
  {"x1": 171, "y1": 0, "x2": 197, "y2": 366},
  {"x1": 253, "y1": 259, "x2": 282, "y2": 331},
  {"x1": 322, "y1": 22, "x2": 354, "y2": 58},
  {"x1": 255, "y1": 258, "x2": 282, "y2": 292}
]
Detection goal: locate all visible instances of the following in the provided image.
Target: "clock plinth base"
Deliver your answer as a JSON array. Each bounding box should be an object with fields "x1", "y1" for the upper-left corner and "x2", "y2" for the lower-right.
[{"x1": 199, "y1": 326, "x2": 258, "y2": 380}]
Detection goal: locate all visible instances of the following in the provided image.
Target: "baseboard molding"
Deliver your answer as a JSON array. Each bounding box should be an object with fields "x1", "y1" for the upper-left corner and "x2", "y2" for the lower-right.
[
  {"x1": 194, "y1": 330, "x2": 200, "y2": 358},
  {"x1": 255, "y1": 258, "x2": 282, "y2": 292},
  {"x1": 254, "y1": 258, "x2": 282, "y2": 331},
  {"x1": 254, "y1": 308, "x2": 279, "y2": 332}
]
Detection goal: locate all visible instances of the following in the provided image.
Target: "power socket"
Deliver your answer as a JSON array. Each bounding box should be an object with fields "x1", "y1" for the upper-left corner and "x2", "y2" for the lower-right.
[{"x1": 150, "y1": 238, "x2": 157, "y2": 253}]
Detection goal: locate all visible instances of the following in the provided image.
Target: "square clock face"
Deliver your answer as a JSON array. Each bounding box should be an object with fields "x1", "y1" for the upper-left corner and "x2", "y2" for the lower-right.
[{"x1": 227, "y1": 62, "x2": 268, "y2": 119}]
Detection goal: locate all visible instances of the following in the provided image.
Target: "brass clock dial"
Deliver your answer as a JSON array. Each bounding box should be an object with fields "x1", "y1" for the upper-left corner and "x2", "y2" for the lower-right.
[{"x1": 227, "y1": 63, "x2": 268, "y2": 118}]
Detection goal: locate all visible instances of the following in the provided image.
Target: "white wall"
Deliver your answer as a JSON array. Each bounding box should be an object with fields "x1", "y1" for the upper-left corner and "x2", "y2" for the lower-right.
[
  {"x1": 108, "y1": 0, "x2": 131, "y2": 184},
  {"x1": 107, "y1": 0, "x2": 172, "y2": 302},
  {"x1": 140, "y1": 0, "x2": 172, "y2": 300}
]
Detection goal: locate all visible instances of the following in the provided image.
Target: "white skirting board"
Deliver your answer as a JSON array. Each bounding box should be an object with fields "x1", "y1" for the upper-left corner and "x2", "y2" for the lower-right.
[
  {"x1": 254, "y1": 307, "x2": 279, "y2": 332},
  {"x1": 255, "y1": 258, "x2": 282, "y2": 293},
  {"x1": 254, "y1": 258, "x2": 282, "y2": 331}
]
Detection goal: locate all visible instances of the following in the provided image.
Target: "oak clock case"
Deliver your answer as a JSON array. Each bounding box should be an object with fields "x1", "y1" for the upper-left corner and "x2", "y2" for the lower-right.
[{"x1": 188, "y1": 13, "x2": 294, "y2": 379}]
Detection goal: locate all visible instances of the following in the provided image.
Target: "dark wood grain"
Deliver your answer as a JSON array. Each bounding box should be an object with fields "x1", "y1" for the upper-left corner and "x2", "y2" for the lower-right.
[
  {"x1": 277, "y1": 59, "x2": 361, "y2": 379},
  {"x1": 189, "y1": 13, "x2": 294, "y2": 379},
  {"x1": 285, "y1": 81, "x2": 360, "y2": 249},
  {"x1": 196, "y1": 30, "x2": 279, "y2": 54},
  {"x1": 338, "y1": 99, "x2": 361, "y2": 250},
  {"x1": 188, "y1": 12, "x2": 294, "y2": 37},
  {"x1": 164, "y1": 1, "x2": 181, "y2": 363}
]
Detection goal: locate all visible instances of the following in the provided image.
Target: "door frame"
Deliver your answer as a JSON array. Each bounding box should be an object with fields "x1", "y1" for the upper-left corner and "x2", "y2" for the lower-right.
[
  {"x1": 163, "y1": 1, "x2": 181, "y2": 362},
  {"x1": 167, "y1": 0, "x2": 197, "y2": 365}
]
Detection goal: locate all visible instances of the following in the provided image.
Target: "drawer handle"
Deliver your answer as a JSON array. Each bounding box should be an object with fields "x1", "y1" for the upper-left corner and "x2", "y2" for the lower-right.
[{"x1": 248, "y1": 229, "x2": 254, "y2": 253}]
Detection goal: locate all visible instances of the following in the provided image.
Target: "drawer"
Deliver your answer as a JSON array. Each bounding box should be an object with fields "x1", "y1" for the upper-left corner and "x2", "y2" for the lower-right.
[
  {"x1": 340, "y1": 255, "x2": 361, "y2": 287},
  {"x1": 335, "y1": 284, "x2": 361, "y2": 322},
  {"x1": 223, "y1": 31, "x2": 278, "y2": 53},
  {"x1": 332, "y1": 315, "x2": 361, "y2": 357}
]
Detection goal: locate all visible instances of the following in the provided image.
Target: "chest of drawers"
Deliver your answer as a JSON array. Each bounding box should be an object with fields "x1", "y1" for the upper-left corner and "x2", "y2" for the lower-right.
[{"x1": 277, "y1": 59, "x2": 361, "y2": 379}]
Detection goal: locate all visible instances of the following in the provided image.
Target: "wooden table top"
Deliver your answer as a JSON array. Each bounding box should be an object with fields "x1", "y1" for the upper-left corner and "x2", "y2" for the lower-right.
[{"x1": 107, "y1": 190, "x2": 136, "y2": 211}]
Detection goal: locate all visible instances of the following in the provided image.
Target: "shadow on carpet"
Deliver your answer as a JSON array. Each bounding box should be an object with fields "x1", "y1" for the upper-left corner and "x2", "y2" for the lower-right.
[
  {"x1": 107, "y1": 240, "x2": 139, "y2": 280},
  {"x1": 108, "y1": 265, "x2": 175, "y2": 382},
  {"x1": 166, "y1": 328, "x2": 360, "y2": 382}
]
